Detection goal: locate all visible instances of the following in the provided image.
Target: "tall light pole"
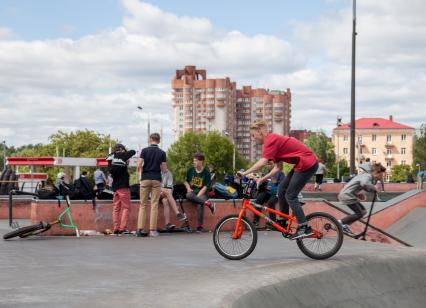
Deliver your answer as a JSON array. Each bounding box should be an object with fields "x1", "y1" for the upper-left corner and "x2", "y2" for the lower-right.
[
  {"x1": 137, "y1": 106, "x2": 151, "y2": 145},
  {"x1": 2, "y1": 140, "x2": 6, "y2": 172},
  {"x1": 349, "y1": 0, "x2": 357, "y2": 175},
  {"x1": 336, "y1": 117, "x2": 342, "y2": 180}
]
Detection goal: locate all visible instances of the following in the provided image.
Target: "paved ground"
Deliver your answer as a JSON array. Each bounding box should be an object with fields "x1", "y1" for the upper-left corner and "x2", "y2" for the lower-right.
[{"x1": 1, "y1": 219, "x2": 426, "y2": 308}]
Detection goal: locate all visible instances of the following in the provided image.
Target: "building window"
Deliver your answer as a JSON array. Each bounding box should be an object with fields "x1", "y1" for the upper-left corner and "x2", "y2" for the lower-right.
[
  {"x1": 372, "y1": 148, "x2": 377, "y2": 155},
  {"x1": 343, "y1": 135, "x2": 348, "y2": 141},
  {"x1": 372, "y1": 134, "x2": 376, "y2": 141},
  {"x1": 401, "y1": 147, "x2": 406, "y2": 154},
  {"x1": 387, "y1": 148, "x2": 392, "y2": 155},
  {"x1": 401, "y1": 160, "x2": 406, "y2": 165},
  {"x1": 386, "y1": 135, "x2": 392, "y2": 142},
  {"x1": 343, "y1": 148, "x2": 348, "y2": 154},
  {"x1": 401, "y1": 134, "x2": 406, "y2": 141},
  {"x1": 387, "y1": 160, "x2": 392, "y2": 167}
]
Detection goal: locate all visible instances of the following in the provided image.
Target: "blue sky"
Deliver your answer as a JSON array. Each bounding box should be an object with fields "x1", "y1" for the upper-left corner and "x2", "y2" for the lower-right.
[
  {"x1": 0, "y1": 0, "x2": 425, "y2": 149},
  {"x1": 0, "y1": 0, "x2": 349, "y2": 40}
]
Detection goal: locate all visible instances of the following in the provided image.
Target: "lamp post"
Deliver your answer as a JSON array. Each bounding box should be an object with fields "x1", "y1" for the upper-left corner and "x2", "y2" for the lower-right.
[
  {"x1": 137, "y1": 106, "x2": 151, "y2": 145},
  {"x1": 349, "y1": 0, "x2": 357, "y2": 176},
  {"x1": 2, "y1": 140, "x2": 6, "y2": 172},
  {"x1": 224, "y1": 131, "x2": 236, "y2": 173},
  {"x1": 336, "y1": 116, "x2": 342, "y2": 180}
]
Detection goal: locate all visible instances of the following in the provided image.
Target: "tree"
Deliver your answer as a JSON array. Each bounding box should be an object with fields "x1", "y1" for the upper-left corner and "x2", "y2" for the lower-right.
[
  {"x1": 391, "y1": 165, "x2": 412, "y2": 182},
  {"x1": 413, "y1": 124, "x2": 426, "y2": 173},
  {"x1": 167, "y1": 131, "x2": 248, "y2": 183},
  {"x1": 304, "y1": 131, "x2": 340, "y2": 177},
  {"x1": 4, "y1": 130, "x2": 119, "y2": 181}
]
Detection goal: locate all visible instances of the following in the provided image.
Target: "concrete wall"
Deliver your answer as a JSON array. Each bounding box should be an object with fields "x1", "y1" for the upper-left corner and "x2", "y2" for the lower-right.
[{"x1": 0, "y1": 197, "x2": 33, "y2": 219}]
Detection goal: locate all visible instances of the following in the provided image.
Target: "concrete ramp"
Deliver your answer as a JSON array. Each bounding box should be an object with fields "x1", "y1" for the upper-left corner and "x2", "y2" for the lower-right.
[
  {"x1": 231, "y1": 252, "x2": 426, "y2": 308},
  {"x1": 388, "y1": 208, "x2": 426, "y2": 247}
]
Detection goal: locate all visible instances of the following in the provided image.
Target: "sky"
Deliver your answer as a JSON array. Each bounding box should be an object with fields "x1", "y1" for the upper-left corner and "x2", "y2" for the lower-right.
[{"x1": 0, "y1": 0, "x2": 425, "y2": 151}]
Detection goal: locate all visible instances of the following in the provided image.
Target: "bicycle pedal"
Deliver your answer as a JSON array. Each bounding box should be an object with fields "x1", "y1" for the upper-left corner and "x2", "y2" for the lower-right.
[{"x1": 282, "y1": 233, "x2": 291, "y2": 239}]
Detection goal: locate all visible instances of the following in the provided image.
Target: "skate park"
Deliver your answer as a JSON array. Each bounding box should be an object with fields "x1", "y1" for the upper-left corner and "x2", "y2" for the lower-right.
[{"x1": 1, "y1": 187, "x2": 426, "y2": 307}]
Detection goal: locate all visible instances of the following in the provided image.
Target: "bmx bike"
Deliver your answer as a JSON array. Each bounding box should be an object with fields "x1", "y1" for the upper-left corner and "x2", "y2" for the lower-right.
[
  {"x1": 3, "y1": 192, "x2": 79, "y2": 240},
  {"x1": 213, "y1": 178, "x2": 343, "y2": 260}
]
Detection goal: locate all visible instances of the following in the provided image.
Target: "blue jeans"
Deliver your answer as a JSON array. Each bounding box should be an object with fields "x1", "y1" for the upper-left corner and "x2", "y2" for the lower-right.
[{"x1": 278, "y1": 162, "x2": 318, "y2": 224}]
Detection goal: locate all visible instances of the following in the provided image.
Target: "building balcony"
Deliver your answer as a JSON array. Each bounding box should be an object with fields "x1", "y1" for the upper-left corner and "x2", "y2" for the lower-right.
[
  {"x1": 385, "y1": 154, "x2": 393, "y2": 160},
  {"x1": 274, "y1": 117, "x2": 283, "y2": 123},
  {"x1": 385, "y1": 141, "x2": 394, "y2": 147},
  {"x1": 216, "y1": 102, "x2": 225, "y2": 107}
]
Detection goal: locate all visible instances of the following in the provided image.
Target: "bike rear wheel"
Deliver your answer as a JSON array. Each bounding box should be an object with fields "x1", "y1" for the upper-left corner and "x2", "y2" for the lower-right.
[
  {"x1": 296, "y1": 212, "x2": 343, "y2": 260},
  {"x1": 3, "y1": 222, "x2": 49, "y2": 240},
  {"x1": 213, "y1": 214, "x2": 257, "y2": 260}
]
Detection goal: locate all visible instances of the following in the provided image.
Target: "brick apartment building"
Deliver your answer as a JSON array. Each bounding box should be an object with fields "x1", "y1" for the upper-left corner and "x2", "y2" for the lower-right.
[
  {"x1": 171, "y1": 66, "x2": 291, "y2": 161},
  {"x1": 332, "y1": 116, "x2": 415, "y2": 180}
]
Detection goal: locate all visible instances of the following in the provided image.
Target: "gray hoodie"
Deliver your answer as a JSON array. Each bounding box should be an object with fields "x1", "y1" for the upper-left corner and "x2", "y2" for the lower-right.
[{"x1": 338, "y1": 173, "x2": 377, "y2": 205}]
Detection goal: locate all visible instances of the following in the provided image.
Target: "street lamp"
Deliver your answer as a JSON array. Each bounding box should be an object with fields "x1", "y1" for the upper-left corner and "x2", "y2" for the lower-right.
[
  {"x1": 137, "y1": 106, "x2": 151, "y2": 145},
  {"x1": 223, "y1": 131, "x2": 236, "y2": 173},
  {"x1": 2, "y1": 140, "x2": 6, "y2": 172},
  {"x1": 349, "y1": 0, "x2": 357, "y2": 176}
]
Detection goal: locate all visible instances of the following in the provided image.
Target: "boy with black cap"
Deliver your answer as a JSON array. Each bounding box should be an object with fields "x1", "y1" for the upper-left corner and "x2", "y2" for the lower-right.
[{"x1": 106, "y1": 144, "x2": 136, "y2": 235}]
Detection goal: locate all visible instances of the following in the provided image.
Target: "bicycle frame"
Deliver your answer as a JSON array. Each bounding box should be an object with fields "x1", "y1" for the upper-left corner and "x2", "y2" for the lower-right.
[
  {"x1": 53, "y1": 195, "x2": 79, "y2": 237},
  {"x1": 232, "y1": 198, "x2": 322, "y2": 239}
]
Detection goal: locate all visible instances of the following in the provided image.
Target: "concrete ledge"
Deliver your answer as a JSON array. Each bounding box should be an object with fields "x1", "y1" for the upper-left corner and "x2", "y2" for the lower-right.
[
  {"x1": 303, "y1": 183, "x2": 418, "y2": 192},
  {"x1": 227, "y1": 251, "x2": 426, "y2": 308},
  {"x1": 0, "y1": 197, "x2": 33, "y2": 219}
]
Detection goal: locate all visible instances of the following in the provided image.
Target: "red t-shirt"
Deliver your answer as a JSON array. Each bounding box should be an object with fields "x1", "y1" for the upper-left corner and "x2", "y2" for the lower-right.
[{"x1": 262, "y1": 133, "x2": 317, "y2": 172}]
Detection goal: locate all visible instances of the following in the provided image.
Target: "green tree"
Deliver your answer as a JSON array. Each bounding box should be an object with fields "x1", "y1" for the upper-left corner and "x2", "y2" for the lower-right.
[
  {"x1": 413, "y1": 124, "x2": 426, "y2": 173},
  {"x1": 4, "y1": 130, "x2": 119, "y2": 181},
  {"x1": 304, "y1": 131, "x2": 337, "y2": 176},
  {"x1": 167, "y1": 131, "x2": 248, "y2": 183},
  {"x1": 391, "y1": 165, "x2": 412, "y2": 182}
]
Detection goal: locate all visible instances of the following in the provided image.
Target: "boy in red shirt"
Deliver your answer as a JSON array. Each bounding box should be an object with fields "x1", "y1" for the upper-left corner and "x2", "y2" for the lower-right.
[{"x1": 239, "y1": 120, "x2": 318, "y2": 239}]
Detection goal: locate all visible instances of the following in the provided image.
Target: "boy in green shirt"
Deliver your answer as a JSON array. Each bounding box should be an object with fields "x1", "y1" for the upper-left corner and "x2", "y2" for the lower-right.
[{"x1": 184, "y1": 153, "x2": 216, "y2": 232}]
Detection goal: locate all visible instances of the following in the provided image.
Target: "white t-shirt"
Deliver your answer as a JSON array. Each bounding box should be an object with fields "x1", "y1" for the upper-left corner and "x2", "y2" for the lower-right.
[{"x1": 316, "y1": 163, "x2": 327, "y2": 175}]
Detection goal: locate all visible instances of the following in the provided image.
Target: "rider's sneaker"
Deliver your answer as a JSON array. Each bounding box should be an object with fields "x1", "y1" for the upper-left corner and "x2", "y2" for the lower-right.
[
  {"x1": 265, "y1": 222, "x2": 273, "y2": 231},
  {"x1": 113, "y1": 229, "x2": 120, "y2": 235},
  {"x1": 290, "y1": 225, "x2": 313, "y2": 240},
  {"x1": 196, "y1": 225, "x2": 204, "y2": 233},
  {"x1": 205, "y1": 201, "x2": 216, "y2": 214},
  {"x1": 120, "y1": 229, "x2": 131, "y2": 235},
  {"x1": 342, "y1": 224, "x2": 355, "y2": 236},
  {"x1": 176, "y1": 212, "x2": 187, "y2": 221}
]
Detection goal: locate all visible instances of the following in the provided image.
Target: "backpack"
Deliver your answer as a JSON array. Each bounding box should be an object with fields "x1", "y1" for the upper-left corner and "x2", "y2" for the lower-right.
[{"x1": 213, "y1": 183, "x2": 238, "y2": 199}]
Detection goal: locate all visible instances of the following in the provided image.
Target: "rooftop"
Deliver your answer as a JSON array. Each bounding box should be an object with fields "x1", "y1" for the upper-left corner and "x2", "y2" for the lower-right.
[{"x1": 335, "y1": 117, "x2": 414, "y2": 130}]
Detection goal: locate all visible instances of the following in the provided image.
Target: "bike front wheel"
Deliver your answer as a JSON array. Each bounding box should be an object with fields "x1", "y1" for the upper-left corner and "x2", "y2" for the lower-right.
[
  {"x1": 213, "y1": 214, "x2": 257, "y2": 260},
  {"x1": 296, "y1": 212, "x2": 343, "y2": 260},
  {"x1": 3, "y1": 222, "x2": 50, "y2": 240}
]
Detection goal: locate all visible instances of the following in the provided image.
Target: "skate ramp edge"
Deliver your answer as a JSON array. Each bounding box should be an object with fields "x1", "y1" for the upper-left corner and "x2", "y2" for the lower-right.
[{"x1": 226, "y1": 251, "x2": 426, "y2": 308}]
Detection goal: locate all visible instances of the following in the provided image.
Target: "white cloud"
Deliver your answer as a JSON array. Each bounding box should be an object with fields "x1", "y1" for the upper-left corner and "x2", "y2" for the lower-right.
[{"x1": 0, "y1": 0, "x2": 425, "y2": 152}]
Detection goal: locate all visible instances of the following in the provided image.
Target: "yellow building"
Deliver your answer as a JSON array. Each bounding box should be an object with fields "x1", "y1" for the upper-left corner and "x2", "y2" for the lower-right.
[{"x1": 333, "y1": 116, "x2": 415, "y2": 180}]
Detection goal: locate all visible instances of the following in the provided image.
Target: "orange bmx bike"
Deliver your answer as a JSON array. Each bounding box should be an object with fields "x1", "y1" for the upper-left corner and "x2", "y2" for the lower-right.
[{"x1": 213, "y1": 178, "x2": 343, "y2": 260}]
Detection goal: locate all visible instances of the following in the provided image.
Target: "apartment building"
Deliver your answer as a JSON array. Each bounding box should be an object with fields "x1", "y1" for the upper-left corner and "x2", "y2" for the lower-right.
[
  {"x1": 172, "y1": 66, "x2": 291, "y2": 161},
  {"x1": 332, "y1": 116, "x2": 415, "y2": 179}
]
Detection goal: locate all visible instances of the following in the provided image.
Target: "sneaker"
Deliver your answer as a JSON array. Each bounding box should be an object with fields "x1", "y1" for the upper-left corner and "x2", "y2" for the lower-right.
[
  {"x1": 136, "y1": 229, "x2": 148, "y2": 237},
  {"x1": 342, "y1": 224, "x2": 355, "y2": 236},
  {"x1": 204, "y1": 201, "x2": 216, "y2": 214},
  {"x1": 120, "y1": 229, "x2": 131, "y2": 235},
  {"x1": 165, "y1": 223, "x2": 176, "y2": 231},
  {"x1": 196, "y1": 226, "x2": 204, "y2": 233},
  {"x1": 290, "y1": 225, "x2": 313, "y2": 240},
  {"x1": 113, "y1": 229, "x2": 120, "y2": 235},
  {"x1": 149, "y1": 230, "x2": 159, "y2": 237},
  {"x1": 265, "y1": 222, "x2": 273, "y2": 231},
  {"x1": 176, "y1": 212, "x2": 187, "y2": 221},
  {"x1": 253, "y1": 220, "x2": 259, "y2": 227}
]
